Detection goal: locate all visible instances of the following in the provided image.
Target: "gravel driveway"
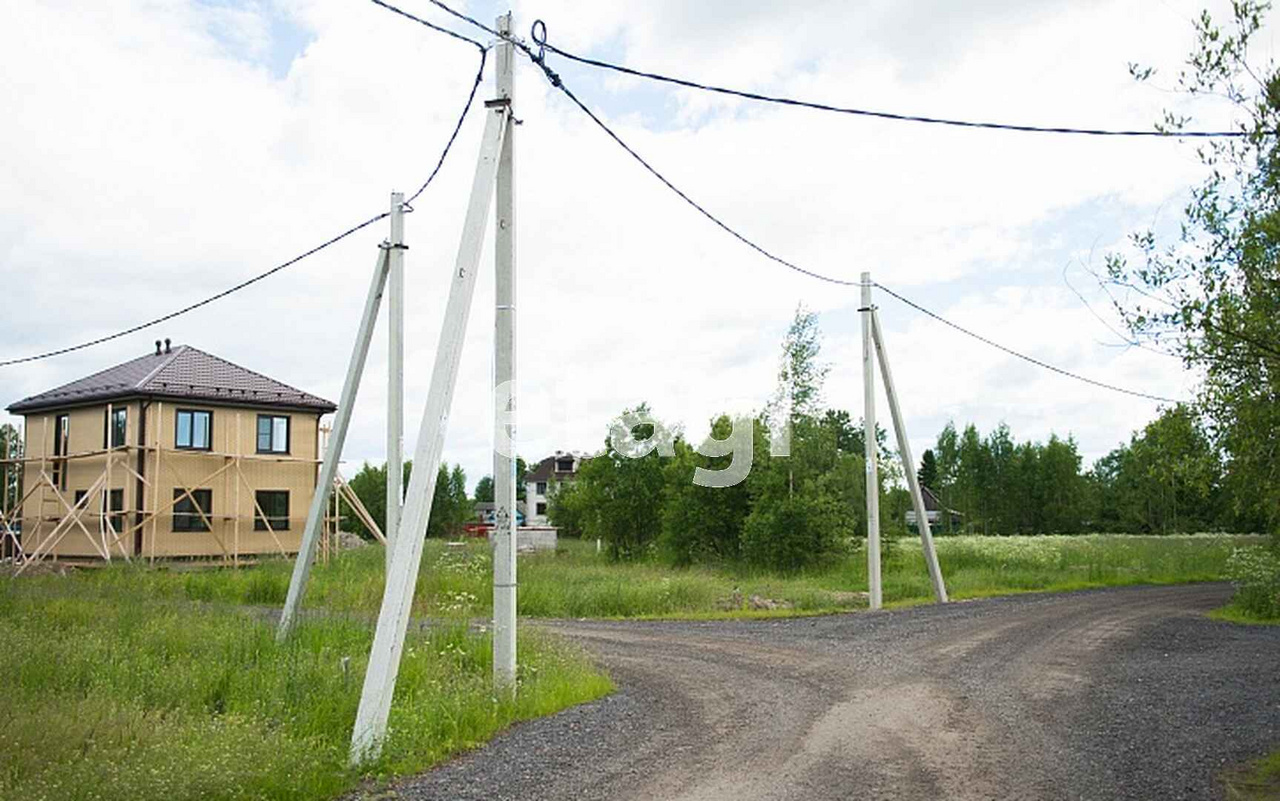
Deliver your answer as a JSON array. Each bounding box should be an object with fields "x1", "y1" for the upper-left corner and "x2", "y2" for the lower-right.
[{"x1": 383, "y1": 583, "x2": 1279, "y2": 800}]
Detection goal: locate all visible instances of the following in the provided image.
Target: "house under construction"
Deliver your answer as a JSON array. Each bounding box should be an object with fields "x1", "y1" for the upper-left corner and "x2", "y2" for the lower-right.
[{"x1": 2, "y1": 340, "x2": 342, "y2": 565}]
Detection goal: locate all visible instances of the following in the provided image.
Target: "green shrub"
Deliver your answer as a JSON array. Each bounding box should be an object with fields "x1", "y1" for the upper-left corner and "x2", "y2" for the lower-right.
[{"x1": 1226, "y1": 545, "x2": 1280, "y2": 618}]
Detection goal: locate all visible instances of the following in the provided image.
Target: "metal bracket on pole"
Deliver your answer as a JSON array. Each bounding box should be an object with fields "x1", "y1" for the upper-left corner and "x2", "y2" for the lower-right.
[
  {"x1": 349, "y1": 103, "x2": 510, "y2": 765},
  {"x1": 861, "y1": 272, "x2": 883, "y2": 610},
  {"x1": 278, "y1": 245, "x2": 393, "y2": 639},
  {"x1": 492, "y1": 10, "x2": 519, "y2": 695},
  {"x1": 870, "y1": 305, "x2": 949, "y2": 604},
  {"x1": 387, "y1": 192, "x2": 405, "y2": 569}
]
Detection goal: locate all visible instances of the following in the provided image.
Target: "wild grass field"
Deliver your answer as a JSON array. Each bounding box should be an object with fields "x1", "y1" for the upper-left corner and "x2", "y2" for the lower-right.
[
  {"x1": 0, "y1": 575, "x2": 612, "y2": 801},
  {"x1": 80, "y1": 532, "x2": 1262, "y2": 619},
  {"x1": 1, "y1": 533, "x2": 1262, "y2": 800}
]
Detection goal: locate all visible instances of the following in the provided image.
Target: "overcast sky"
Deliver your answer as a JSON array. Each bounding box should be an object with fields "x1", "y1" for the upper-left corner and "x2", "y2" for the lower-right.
[{"x1": 0, "y1": 0, "x2": 1263, "y2": 489}]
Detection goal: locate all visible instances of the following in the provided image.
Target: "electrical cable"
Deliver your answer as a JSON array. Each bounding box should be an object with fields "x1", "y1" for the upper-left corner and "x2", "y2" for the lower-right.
[
  {"x1": 499, "y1": 15, "x2": 1187, "y2": 403},
  {"x1": 408, "y1": 46, "x2": 487, "y2": 204},
  {"x1": 869, "y1": 282, "x2": 1185, "y2": 403},
  {"x1": 0, "y1": 5, "x2": 487, "y2": 369},
  {"x1": 530, "y1": 24, "x2": 1245, "y2": 138},
  {"x1": 0, "y1": 214, "x2": 387, "y2": 368},
  {"x1": 368, "y1": 0, "x2": 485, "y2": 50}
]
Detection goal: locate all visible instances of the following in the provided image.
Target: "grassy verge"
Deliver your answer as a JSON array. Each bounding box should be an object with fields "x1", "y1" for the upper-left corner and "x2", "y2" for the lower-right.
[
  {"x1": 0, "y1": 577, "x2": 612, "y2": 801},
  {"x1": 1223, "y1": 750, "x2": 1280, "y2": 800},
  {"x1": 1209, "y1": 603, "x2": 1280, "y2": 625},
  {"x1": 75, "y1": 533, "x2": 1260, "y2": 619}
]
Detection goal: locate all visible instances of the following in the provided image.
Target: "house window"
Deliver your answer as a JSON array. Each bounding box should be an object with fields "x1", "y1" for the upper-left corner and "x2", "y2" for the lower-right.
[
  {"x1": 104, "y1": 407, "x2": 127, "y2": 449},
  {"x1": 173, "y1": 488, "x2": 212, "y2": 532},
  {"x1": 175, "y1": 409, "x2": 212, "y2": 450},
  {"x1": 104, "y1": 488, "x2": 125, "y2": 533},
  {"x1": 536, "y1": 481, "x2": 547, "y2": 495},
  {"x1": 556, "y1": 458, "x2": 573, "y2": 472},
  {"x1": 254, "y1": 490, "x2": 289, "y2": 531},
  {"x1": 52, "y1": 413, "x2": 69, "y2": 490},
  {"x1": 536, "y1": 502, "x2": 547, "y2": 516},
  {"x1": 73, "y1": 489, "x2": 87, "y2": 508},
  {"x1": 257, "y1": 415, "x2": 290, "y2": 454}
]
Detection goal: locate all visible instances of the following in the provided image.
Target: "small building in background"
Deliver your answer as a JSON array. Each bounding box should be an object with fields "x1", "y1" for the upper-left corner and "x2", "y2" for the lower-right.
[
  {"x1": 5, "y1": 340, "x2": 335, "y2": 562},
  {"x1": 905, "y1": 485, "x2": 963, "y2": 532},
  {"x1": 524, "y1": 450, "x2": 582, "y2": 525}
]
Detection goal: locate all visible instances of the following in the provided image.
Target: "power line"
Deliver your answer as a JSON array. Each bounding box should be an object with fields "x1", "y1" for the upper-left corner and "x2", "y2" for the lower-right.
[
  {"x1": 492, "y1": 16, "x2": 1184, "y2": 404},
  {"x1": 530, "y1": 23, "x2": 1245, "y2": 139},
  {"x1": 0, "y1": 214, "x2": 386, "y2": 368},
  {"x1": 1, "y1": 14, "x2": 487, "y2": 369},
  {"x1": 870, "y1": 283, "x2": 1184, "y2": 403},
  {"x1": 408, "y1": 47, "x2": 487, "y2": 204},
  {"x1": 368, "y1": 0, "x2": 485, "y2": 50}
]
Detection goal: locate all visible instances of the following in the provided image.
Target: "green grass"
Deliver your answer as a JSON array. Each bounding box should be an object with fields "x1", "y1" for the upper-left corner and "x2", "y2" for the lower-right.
[
  {"x1": 1223, "y1": 749, "x2": 1280, "y2": 799},
  {"x1": 1210, "y1": 603, "x2": 1280, "y2": 625},
  {"x1": 75, "y1": 533, "x2": 1261, "y2": 620},
  {"x1": 0, "y1": 576, "x2": 612, "y2": 801},
  {"x1": 1, "y1": 533, "x2": 1261, "y2": 799}
]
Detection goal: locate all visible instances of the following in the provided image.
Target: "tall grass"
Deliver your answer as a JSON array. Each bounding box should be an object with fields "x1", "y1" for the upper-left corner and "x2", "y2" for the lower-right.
[
  {"x1": 0, "y1": 577, "x2": 612, "y2": 800},
  {"x1": 76, "y1": 534, "x2": 1259, "y2": 620}
]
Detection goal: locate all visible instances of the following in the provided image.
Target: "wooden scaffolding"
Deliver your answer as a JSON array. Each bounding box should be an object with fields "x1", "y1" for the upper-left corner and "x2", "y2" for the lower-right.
[{"x1": 1, "y1": 413, "x2": 383, "y2": 574}]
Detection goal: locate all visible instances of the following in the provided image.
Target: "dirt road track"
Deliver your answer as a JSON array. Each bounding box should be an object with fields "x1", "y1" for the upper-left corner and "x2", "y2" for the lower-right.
[{"x1": 387, "y1": 584, "x2": 1280, "y2": 800}]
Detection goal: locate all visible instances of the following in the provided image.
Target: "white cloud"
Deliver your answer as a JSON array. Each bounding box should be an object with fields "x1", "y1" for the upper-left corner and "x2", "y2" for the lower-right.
[{"x1": 0, "y1": 0, "x2": 1259, "y2": 490}]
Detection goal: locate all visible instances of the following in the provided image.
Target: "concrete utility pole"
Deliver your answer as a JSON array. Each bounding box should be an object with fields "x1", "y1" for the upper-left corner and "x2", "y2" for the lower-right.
[
  {"x1": 861, "y1": 271, "x2": 883, "y2": 610},
  {"x1": 279, "y1": 246, "x2": 393, "y2": 639},
  {"x1": 349, "y1": 100, "x2": 509, "y2": 765},
  {"x1": 492, "y1": 11, "x2": 519, "y2": 692},
  {"x1": 870, "y1": 306, "x2": 948, "y2": 604},
  {"x1": 387, "y1": 192, "x2": 405, "y2": 568}
]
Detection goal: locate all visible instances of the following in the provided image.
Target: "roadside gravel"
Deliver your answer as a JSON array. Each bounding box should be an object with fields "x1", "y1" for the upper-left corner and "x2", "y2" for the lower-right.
[{"x1": 377, "y1": 583, "x2": 1279, "y2": 800}]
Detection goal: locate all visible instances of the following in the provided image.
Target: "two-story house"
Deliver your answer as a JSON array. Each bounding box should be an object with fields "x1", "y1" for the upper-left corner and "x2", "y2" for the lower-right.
[
  {"x1": 5, "y1": 340, "x2": 335, "y2": 562},
  {"x1": 524, "y1": 451, "x2": 583, "y2": 525}
]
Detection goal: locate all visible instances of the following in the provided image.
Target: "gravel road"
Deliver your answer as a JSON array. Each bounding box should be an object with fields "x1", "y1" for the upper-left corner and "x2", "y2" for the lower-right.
[{"x1": 384, "y1": 583, "x2": 1279, "y2": 800}]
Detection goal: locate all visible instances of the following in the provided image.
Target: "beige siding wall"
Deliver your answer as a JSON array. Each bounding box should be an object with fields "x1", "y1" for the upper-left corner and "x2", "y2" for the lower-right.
[{"x1": 19, "y1": 401, "x2": 325, "y2": 559}]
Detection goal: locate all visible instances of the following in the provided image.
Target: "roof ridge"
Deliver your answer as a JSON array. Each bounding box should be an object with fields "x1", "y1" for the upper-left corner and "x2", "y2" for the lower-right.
[{"x1": 135, "y1": 344, "x2": 187, "y2": 390}]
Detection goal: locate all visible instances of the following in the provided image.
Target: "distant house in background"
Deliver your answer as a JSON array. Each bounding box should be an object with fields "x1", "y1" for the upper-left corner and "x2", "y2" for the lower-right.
[
  {"x1": 4, "y1": 340, "x2": 335, "y2": 563},
  {"x1": 905, "y1": 486, "x2": 963, "y2": 532},
  {"x1": 524, "y1": 451, "x2": 583, "y2": 525}
]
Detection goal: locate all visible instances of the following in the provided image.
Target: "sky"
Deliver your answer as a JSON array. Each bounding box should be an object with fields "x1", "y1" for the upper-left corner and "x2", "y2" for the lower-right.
[{"x1": 0, "y1": 0, "x2": 1266, "y2": 490}]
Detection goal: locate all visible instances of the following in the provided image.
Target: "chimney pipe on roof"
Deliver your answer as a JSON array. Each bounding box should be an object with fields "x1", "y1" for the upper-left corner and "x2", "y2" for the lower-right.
[
  {"x1": 154, "y1": 340, "x2": 162, "y2": 356},
  {"x1": 164, "y1": 338, "x2": 171, "y2": 354}
]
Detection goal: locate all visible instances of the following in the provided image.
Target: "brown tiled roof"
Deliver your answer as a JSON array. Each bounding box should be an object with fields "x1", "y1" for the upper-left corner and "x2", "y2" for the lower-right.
[
  {"x1": 7, "y1": 345, "x2": 336, "y2": 414},
  {"x1": 526, "y1": 453, "x2": 586, "y2": 483}
]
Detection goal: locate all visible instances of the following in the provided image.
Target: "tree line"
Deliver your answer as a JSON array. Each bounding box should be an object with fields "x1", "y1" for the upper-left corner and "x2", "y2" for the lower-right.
[
  {"x1": 551, "y1": 308, "x2": 911, "y2": 571},
  {"x1": 920, "y1": 404, "x2": 1261, "y2": 536},
  {"x1": 343, "y1": 460, "x2": 472, "y2": 540},
  {"x1": 549, "y1": 307, "x2": 1266, "y2": 572}
]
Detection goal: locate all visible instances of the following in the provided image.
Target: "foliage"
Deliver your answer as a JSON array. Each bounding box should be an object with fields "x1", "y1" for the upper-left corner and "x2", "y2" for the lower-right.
[
  {"x1": 1, "y1": 422, "x2": 20, "y2": 524},
  {"x1": 343, "y1": 461, "x2": 391, "y2": 540},
  {"x1": 344, "y1": 460, "x2": 470, "y2": 540},
  {"x1": 926, "y1": 421, "x2": 1089, "y2": 535},
  {"x1": 475, "y1": 458, "x2": 528, "y2": 504},
  {"x1": 659, "y1": 416, "x2": 750, "y2": 565},
  {"x1": 546, "y1": 477, "x2": 587, "y2": 538},
  {"x1": 766, "y1": 304, "x2": 829, "y2": 429},
  {"x1": 572, "y1": 404, "x2": 674, "y2": 560},
  {"x1": 426, "y1": 463, "x2": 472, "y2": 539},
  {"x1": 1110, "y1": 0, "x2": 1280, "y2": 534},
  {"x1": 1225, "y1": 544, "x2": 1280, "y2": 619},
  {"x1": 918, "y1": 449, "x2": 939, "y2": 491},
  {"x1": 0, "y1": 575, "x2": 611, "y2": 801},
  {"x1": 1088, "y1": 406, "x2": 1223, "y2": 533}
]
